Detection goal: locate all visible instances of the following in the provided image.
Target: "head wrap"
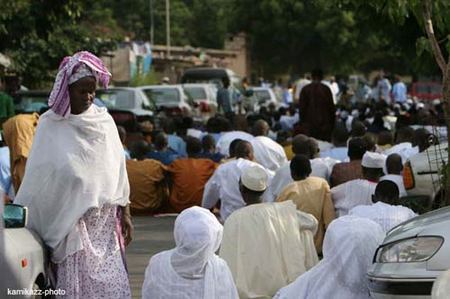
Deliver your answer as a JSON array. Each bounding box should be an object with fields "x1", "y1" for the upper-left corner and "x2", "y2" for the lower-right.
[{"x1": 48, "y1": 51, "x2": 111, "y2": 117}]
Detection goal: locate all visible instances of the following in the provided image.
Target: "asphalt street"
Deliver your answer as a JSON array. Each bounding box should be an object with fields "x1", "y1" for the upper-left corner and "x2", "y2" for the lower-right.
[{"x1": 126, "y1": 215, "x2": 176, "y2": 298}]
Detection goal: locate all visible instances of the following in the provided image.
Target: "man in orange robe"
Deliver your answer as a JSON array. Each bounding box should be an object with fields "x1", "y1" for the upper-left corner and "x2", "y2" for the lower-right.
[{"x1": 168, "y1": 136, "x2": 217, "y2": 212}]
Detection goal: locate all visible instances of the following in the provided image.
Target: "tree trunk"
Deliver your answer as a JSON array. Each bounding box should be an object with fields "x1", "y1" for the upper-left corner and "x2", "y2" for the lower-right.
[
  {"x1": 422, "y1": 0, "x2": 450, "y2": 205},
  {"x1": 443, "y1": 63, "x2": 450, "y2": 205}
]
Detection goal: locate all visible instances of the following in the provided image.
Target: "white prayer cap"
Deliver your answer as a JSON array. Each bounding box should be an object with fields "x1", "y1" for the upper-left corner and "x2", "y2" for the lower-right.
[
  {"x1": 432, "y1": 99, "x2": 441, "y2": 106},
  {"x1": 362, "y1": 152, "x2": 386, "y2": 169},
  {"x1": 417, "y1": 102, "x2": 425, "y2": 109},
  {"x1": 241, "y1": 164, "x2": 268, "y2": 192}
]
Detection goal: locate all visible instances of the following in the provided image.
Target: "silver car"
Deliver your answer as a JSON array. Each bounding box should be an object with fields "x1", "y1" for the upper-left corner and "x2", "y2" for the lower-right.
[
  {"x1": 368, "y1": 206, "x2": 450, "y2": 299},
  {"x1": 1, "y1": 203, "x2": 50, "y2": 298}
]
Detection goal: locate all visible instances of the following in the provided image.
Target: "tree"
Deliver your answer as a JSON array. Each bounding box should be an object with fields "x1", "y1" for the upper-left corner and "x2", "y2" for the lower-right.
[
  {"x1": 0, "y1": 0, "x2": 121, "y2": 88},
  {"x1": 227, "y1": 0, "x2": 440, "y2": 78}
]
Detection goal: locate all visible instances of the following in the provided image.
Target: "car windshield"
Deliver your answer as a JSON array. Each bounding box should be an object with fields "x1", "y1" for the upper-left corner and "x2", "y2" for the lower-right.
[
  {"x1": 254, "y1": 90, "x2": 271, "y2": 101},
  {"x1": 96, "y1": 89, "x2": 135, "y2": 109},
  {"x1": 15, "y1": 95, "x2": 48, "y2": 113},
  {"x1": 143, "y1": 88, "x2": 180, "y2": 105},
  {"x1": 184, "y1": 87, "x2": 207, "y2": 101}
]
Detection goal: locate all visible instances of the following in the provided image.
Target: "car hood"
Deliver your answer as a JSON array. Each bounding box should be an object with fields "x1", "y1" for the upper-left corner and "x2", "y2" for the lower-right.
[
  {"x1": 383, "y1": 207, "x2": 450, "y2": 244},
  {"x1": 129, "y1": 108, "x2": 153, "y2": 116}
]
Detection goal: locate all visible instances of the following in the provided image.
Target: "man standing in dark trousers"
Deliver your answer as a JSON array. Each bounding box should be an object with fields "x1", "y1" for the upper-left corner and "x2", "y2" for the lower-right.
[
  {"x1": 298, "y1": 69, "x2": 336, "y2": 141},
  {"x1": 217, "y1": 77, "x2": 234, "y2": 123}
]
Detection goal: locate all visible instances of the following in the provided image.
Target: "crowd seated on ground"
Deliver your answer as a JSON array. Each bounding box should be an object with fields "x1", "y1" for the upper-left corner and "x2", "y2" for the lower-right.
[{"x1": 2, "y1": 70, "x2": 447, "y2": 298}]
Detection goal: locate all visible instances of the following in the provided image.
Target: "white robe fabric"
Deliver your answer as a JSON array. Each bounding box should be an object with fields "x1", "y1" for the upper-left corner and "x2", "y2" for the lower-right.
[
  {"x1": 250, "y1": 136, "x2": 287, "y2": 172},
  {"x1": 320, "y1": 146, "x2": 348, "y2": 162},
  {"x1": 264, "y1": 158, "x2": 330, "y2": 202},
  {"x1": 216, "y1": 131, "x2": 254, "y2": 156},
  {"x1": 202, "y1": 158, "x2": 273, "y2": 221},
  {"x1": 380, "y1": 174, "x2": 408, "y2": 197},
  {"x1": 331, "y1": 179, "x2": 377, "y2": 217},
  {"x1": 274, "y1": 216, "x2": 385, "y2": 299},
  {"x1": 14, "y1": 105, "x2": 130, "y2": 253},
  {"x1": 142, "y1": 207, "x2": 238, "y2": 299},
  {"x1": 220, "y1": 201, "x2": 318, "y2": 299},
  {"x1": 349, "y1": 202, "x2": 416, "y2": 232},
  {"x1": 383, "y1": 142, "x2": 419, "y2": 163}
]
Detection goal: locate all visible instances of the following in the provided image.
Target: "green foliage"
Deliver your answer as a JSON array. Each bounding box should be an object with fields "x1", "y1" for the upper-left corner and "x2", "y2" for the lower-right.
[
  {"x1": 129, "y1": 71, "x2": 159, "y2": 87},
  {"x1": 0, "y1": 0, "x2": 121, "y2": 88}
]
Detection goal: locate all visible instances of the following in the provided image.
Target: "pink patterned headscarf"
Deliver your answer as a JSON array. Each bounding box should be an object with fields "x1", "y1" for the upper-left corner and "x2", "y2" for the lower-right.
[{"x1": 48, "y1": 51, "x2": 111, "y2": 117}]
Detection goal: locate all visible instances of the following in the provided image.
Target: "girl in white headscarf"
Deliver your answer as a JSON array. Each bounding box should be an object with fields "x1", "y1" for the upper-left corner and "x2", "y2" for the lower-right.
[
  {"x1": 274, "y1": 216, "x2": 385, "y2": 299},
  {"x1": 142, "y1": 206, "x2": 239, "y2": 299}
]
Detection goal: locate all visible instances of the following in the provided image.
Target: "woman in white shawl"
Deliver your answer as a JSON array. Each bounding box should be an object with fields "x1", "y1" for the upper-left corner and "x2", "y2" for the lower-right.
[
  {"x1": 14, "y1": 51, "x2": 132, "y2": 298},
  {"x1": 274, "y1": 216, "x2": 385, "y2": 299},
  {"x1": 142, "y1": 206, "x2": 238, "y2": 299}
]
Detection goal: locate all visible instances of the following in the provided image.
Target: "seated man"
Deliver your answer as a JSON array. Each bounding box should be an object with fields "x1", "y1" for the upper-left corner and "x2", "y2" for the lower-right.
[
  {"x1": 266, "y1": 135, "x2": 330, "y2": 202},
  {"x1": 142, "y1": 207, "x2": 238, "y2": 299},
  {"x1": 146, "y1": 132, "x2": 181, "y2": 165},
  {"x1": 331, "y1": 151, "x2": 385, "y2": 217},
  {"x1": 349, "y1": 180, "x2": 416, "y2": 232},
  {"x1": 274, "y1": 216, "x2": 384, "y2": 299},
  {"x1": 168, "y1": 137, "x2": 217, "y2": 212},
  {"x1": 250, "y1": 120, "x2": 287, "y2": 172},
  {"x1": 380, "y1": 153, "x2": 407, "y2": 197},
  {"x1": 276, "y1": 155, "x2": 335, "y2": 254},
  {"x1": 320, "y1": 125, "x2": 349, "y2": 162},
  {"x1": 330, "y1": 137, "x2": 366, "y2": 187},
  {"x1": 202, "y1": 140, "x2": 273, "y2": 221},
  {"x1": 126, "y1": 140, "x2": 168, "y2": 214},
  {"x1": 220, "y1": 164, "x2": 318, "y2": 299},
  {"x1": 198, "y1": 134, "x2": 224, "y2": 163}
]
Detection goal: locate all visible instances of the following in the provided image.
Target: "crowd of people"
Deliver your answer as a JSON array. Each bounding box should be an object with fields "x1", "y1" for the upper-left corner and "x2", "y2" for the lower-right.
[{"x1": 0, "y1": 51, "x2": 448, "y2": 298}]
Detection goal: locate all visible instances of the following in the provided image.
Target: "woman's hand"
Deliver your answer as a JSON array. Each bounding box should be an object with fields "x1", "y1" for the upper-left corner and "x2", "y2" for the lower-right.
[{"x1": 121, "y1": 205, "x2": 134, "y2": 246}]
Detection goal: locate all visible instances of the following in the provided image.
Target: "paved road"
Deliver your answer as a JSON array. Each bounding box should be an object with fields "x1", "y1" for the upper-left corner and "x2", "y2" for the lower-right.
[{"x1": 126, "y1": 215, "x2": 176, "y2": 299}]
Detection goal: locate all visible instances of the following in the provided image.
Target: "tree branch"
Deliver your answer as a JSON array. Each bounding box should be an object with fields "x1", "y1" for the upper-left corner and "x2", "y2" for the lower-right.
[{"x1": 422, "y1": 0, "x2": 447, "y2": 74}]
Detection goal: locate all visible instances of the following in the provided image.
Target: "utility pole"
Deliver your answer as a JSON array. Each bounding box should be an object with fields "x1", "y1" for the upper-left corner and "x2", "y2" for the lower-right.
[
  {"x1": 149, "y1": 0, "x2": 154, "y2": 45},
  {"x1": 166, "y1": 0, "x2": 171, "y2": 56}
]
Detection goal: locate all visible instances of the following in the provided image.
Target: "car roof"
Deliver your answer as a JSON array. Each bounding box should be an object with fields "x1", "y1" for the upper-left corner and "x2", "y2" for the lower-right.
[
  {"x1": 139, "y1": 85, "x2": 182, "y2": 90},
  {"x1": 97, "y1": 87, "x2": 137, "y2": 91}
]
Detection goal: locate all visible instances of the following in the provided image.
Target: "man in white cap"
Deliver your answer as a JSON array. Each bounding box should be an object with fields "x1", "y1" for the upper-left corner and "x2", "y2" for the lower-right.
[
  {"x1": 331, "y1": 151, "x2": 386, "y2": 217},
  {"x1": 220, "y1": 164, "x2": 318, "y2": 299},
  {"x1": 202, "y1": 140, "x2": 273, "y2": 221}
]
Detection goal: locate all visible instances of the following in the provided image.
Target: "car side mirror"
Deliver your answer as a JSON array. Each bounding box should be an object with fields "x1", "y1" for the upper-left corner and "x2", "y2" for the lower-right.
[{"x1": 3, "y1": 204, "x2": 27, "y2": 228}]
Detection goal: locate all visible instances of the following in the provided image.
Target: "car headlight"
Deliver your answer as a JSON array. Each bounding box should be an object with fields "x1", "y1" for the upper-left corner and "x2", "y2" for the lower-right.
[{"x1": 377, "y1": 237, "x2": 443, "y2": 263}]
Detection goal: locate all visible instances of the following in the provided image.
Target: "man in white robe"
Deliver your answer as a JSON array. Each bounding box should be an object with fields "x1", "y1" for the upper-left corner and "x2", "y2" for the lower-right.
[
  {"x1": 349, "y1": 180, "x2": 416, "y2": 232},
  {"x1": 274, "y1": 216, "x2": 385, "y2": 299},
  {"x1": 202, "y1": 140, "x2": 273, "y2": 221},
  {"x1": 220, "y1": 165, "x2": 318, "y2": 299},
  {"x1": 250, "y1": 120, "x2": 287, "y2": 172},
  {"x1": 384, "y1": 126, "x2": 418, "y2": 163},
  {"x1": 332, "y1": 151, "x2": 386, "y2": 217},
  {"x1": 380, "y1": 153, "x2": 407, "y2": 197},
  {"x1": 265, "y1": 135, "x2": 330, "y2": 202}
]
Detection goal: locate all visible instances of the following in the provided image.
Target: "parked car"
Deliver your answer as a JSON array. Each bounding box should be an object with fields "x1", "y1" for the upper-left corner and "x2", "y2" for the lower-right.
[
  {"x1": 403, "y1": 143, "x2": 448, "y2": 205},
  {"x1": 14, "y1": 90, "x2": 49, "y2": 114},
  {"x1": 180, "y1": 67, "x2": 242, "y2": 108},
  {"x1": 250, "y1": 87, "x2": 278, "y2": 107},
  {"x1": 182, "y1": 83, "x2": 217, "y2": 120},
  {"x1": 409, "y1": 82, "x2": 442, "y2": 101},
  {"x1": 139, "y1": 85, "x2": 192, "y2": 117},
  {"x1": 180, "y1": 67, "x2": 241, "y2": 90},
  {"x1": 2, "y1": 203, "x2": 50, "y2": 296},
  {"x1": 95, "y1": 87, "x2": 155, "y2": 119},
  {"x1": 368, "y1": 206, "x2": 450, "y2": 299}
]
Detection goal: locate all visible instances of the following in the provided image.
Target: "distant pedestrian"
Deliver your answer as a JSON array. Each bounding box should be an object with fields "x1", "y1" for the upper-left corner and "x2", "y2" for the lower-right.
[
  {"x1": 392, "y1": 75, "x2": 407, "y2": 103},
  {"x1": 298, "y1": 69, "x2": 336, "y2": 141},
  {"x1": 217, "y1": 77, "x2": 233, "y2": 120}
]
